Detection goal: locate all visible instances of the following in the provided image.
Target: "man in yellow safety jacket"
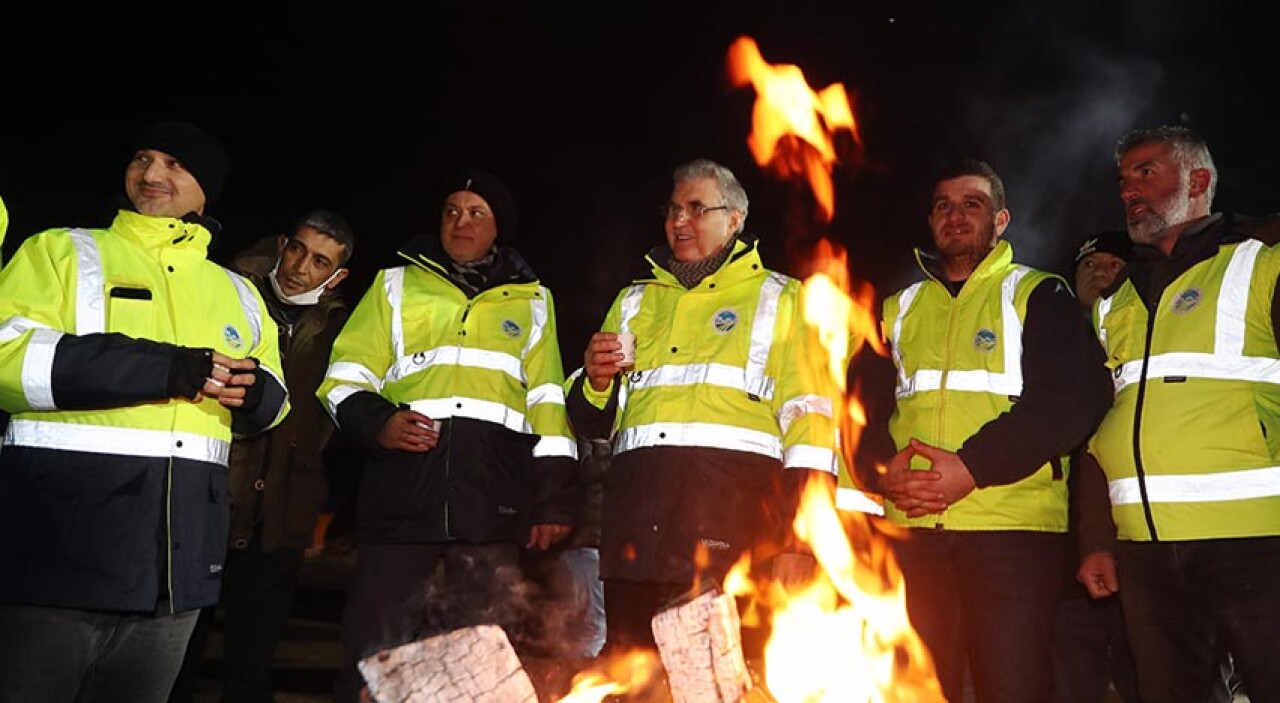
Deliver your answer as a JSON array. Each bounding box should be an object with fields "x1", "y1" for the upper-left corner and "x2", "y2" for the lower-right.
[
  {"x1": 318, "y1": 169, "x2": 578, "y2": 703},
  {"x1": 567, "y1": 158, "x2": 845, "y2": 654},
  {"x1": 0, "y1": 120, "x2": 288, "y2": 703},
  {"x1": 854, "y1": 159, "x2": 1112, "y2": 703},
  {"x1": 1079, "y1": 125, "x2": 1280, "y2": 702}
]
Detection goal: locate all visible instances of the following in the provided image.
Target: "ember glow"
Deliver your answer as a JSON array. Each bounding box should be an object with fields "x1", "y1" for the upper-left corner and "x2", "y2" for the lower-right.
[{"x1": 726, "y1": 35, "x2": 944, "y2": 702}]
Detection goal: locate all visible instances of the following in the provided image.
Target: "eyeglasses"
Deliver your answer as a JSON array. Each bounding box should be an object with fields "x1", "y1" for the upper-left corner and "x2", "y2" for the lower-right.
[{"x1": 661, "y1": 203, "x2": 730, "y2": 222}]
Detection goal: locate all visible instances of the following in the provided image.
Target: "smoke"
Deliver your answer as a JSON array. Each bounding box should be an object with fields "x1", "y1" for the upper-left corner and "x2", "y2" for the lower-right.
[{"x1": 958, "y1": 50, "x2": 1161, "y2": 273}]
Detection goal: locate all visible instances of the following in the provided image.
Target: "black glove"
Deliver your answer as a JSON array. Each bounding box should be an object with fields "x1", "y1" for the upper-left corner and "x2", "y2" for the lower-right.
[
  {"x1": 168, "y1": 347, "x2": 214, "y2": 400},
  {"x1": 237, "y1": 357, "x2": 265, "y2": 413}
]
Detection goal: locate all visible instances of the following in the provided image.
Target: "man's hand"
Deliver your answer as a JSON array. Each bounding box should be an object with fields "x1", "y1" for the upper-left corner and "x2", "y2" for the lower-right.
[
  {"x1": 527, "y1": 523, "x2": 571, "y2": 550},
  {"x1": 1077, "y1": 551, "x2": 1120, "y2": 599},
  {"x1": 201, "y1": 352, "x2": 260, "y2": 408},
  {"x1": 905, "y1": 439, "x2": 977, "y2": 515},
  {"x1": 880, "y1": 443, "x2": 947, "y2": 516},
  {"x1": 376, "y1": 408, "x2": 440, "y2": 452},
  {"x1": 583, "y1": 332, "x2": 626, "y2": 392}
]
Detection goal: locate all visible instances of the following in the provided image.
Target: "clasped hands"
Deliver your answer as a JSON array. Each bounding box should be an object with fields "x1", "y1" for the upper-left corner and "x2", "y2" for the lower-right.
[
  {"x1": 880, "y1": 438, "x2": 978, "y2": 518},
  {"x1": 198, "y1": 351, "x2": 260, "y2": 408}
]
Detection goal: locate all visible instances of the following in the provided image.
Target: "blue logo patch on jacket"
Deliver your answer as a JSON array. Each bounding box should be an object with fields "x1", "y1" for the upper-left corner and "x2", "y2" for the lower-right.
[
  {"x1": 223, "y1": 325, "x2": 244, "y2": 350},
  {"x1": 712, "y1": 309, "x2": 738, "y2": 333},
  {"x1": 501, "y1": 319, "x2": 522, "y2": 338},
  {"x1": 973, "y1": 328, "x2": 997, "y2": 352},
  {"x1": 1171, "y1": 288, "x2": 1202, "y2": 315}
]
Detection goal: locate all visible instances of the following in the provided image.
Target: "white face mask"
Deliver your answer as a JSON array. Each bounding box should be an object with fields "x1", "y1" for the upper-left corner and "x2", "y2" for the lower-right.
[{"x1": 269, "y1": 257, "x2": 343, "y2": 306}]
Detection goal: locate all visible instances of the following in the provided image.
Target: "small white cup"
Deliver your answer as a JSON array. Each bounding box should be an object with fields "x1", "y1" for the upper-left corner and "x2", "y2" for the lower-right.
[{"x1": 617, "y1": 332, "x2": 636, "y2": 369}]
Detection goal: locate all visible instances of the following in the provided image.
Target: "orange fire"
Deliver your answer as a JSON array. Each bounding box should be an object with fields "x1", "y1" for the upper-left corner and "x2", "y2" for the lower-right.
[{"x1": 726, "y1": 34, "x2": 943, "y2": 702}]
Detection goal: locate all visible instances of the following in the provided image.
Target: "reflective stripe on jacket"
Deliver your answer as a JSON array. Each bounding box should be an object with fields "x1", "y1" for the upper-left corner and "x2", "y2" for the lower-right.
[
  {"x1": 318, "y1": 244, "x2": 577, "y2": 542},
  {"x1": 883, "y1": 240, "x2": 1068, "y2": 531},
  {"x1": 0, "y1": 210, "x2": 288, "y2": 613},
  {"x1": 1091, "y1": 237, "x2": 1280, "y2": 541}
]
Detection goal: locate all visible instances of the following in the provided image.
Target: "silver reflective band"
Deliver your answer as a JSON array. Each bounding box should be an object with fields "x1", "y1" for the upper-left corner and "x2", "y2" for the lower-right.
[
  {"x1": 534, "y1": 435, "x2": 579, "y2": 460},
  {"x1": 615, "y1": 422, "x2": 783, "y2": 459},
  {"x1": 784, "y1": 444, "x2": 838, "y2": 473},
  {"x1": 406, "y1": 397, "x2": 529, "y2": 434},
  {"x1": 1109, "y1": 465, "x2": 1280, "y2": 505},
  {"x1": 836, "y1": 487, "x2": 886, "y2": 516},
  {"x1": 892, "y1": 268, "x2": 1030, "y2": 399},
  {"x1": 386, "y1": 267, "x2": 407, "y2": 359},
  {"x1": 69, "y1": 229, "x2": 105, "y2": 336},
  {"x1": 778, "y1": 394, "x2": 833, "y2": 435},
  {"x1": 627, "y1": 362, "x2": 771, "y2": 399},
  {"x1": 225, "y1": 271, "x2": 263, "y2": 350},
  {"x1": 22, "y1": 328, "x2": 61, "y2": 411},
  {"x1": 6, "y1": 418, "x2": 231, "y2": 465},
  {"x1": 324, "y1": 384, "x2": 364, "y2": 421},
  {"x1": 527, "y1": 382, "x2": 566, "y2": 408},
  {"x1": 388, "y1": 346, "x2": 524, "y2": 385}
]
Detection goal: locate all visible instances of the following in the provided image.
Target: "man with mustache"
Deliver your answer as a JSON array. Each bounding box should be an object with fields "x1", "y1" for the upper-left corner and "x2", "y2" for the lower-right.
[
  {"x1": 856, "y1": 159, "x2": 1112, "y2": 702},
  {"x1": 1081, "y1": 125, "x2": 1280, "y2": 702}
]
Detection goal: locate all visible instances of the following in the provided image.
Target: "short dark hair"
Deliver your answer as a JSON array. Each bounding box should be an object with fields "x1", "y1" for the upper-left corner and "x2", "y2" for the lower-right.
[
  {"x1": 931, "y1": 158, "x2": 1007, "y2": 212},
  {"x1": 292, "y1": 210, "x2": 355, "y2": 265},
  {"x1": 1115, "y1": 125, "x2": 1217, "y2": 202}
]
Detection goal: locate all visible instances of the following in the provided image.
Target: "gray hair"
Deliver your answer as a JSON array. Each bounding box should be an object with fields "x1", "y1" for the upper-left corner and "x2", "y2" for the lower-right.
[
  {"x1": 1115, "y1": 125, "x2": 1217, "y2": 203},
  {"x1": 673, "y1": 159, "x2": 749, "y2": 233},
  {"x1": 293, "y1": 209, "x2": 355, "y2": 264}
]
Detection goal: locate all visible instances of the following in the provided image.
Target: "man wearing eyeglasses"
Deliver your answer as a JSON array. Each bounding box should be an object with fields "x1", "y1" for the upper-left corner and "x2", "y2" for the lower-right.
[{"x1": 566, "y1": 158, "x2": 843, "y2": 653}]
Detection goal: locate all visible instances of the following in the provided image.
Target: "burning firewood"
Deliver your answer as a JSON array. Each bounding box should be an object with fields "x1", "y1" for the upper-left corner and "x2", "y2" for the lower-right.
[
  {"x1": 358, "y1": 624, "x2": 538, "y2": 703},
  {"x1": 651, "y1": 589, "x2": 754, "y2": 703}
]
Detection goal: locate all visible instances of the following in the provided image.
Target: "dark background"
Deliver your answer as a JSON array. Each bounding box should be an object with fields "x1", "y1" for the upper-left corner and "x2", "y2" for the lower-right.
[{"x1": 3, "y1": 0, "x2": 1277, "y2": 359}]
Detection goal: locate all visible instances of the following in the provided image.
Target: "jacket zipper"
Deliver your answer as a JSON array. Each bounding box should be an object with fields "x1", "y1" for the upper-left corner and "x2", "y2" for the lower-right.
[{"x1": 1131, "y1": 303, "x2": 1160, "y2": 541}]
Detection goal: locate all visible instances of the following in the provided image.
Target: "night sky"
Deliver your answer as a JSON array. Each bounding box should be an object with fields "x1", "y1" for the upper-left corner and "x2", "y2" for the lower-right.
[{"x1": 3, "y1": 1, "x2": 1277, "y2": 360}]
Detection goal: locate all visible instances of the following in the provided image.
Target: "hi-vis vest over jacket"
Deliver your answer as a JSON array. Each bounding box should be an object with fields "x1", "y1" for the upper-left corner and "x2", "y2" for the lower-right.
[
  {"x1": 0, "y1": 210, "x2": 288, "y2": 614},
  {"x1": 883, "y1": 240, "x2": 1068, "y2": 531},
  {"x1": 1091, "y1": 230, "x2": 1280, "y2": 541},
  {"x1": 317, "y1": 241, "x2": 578, "y2": 543}
]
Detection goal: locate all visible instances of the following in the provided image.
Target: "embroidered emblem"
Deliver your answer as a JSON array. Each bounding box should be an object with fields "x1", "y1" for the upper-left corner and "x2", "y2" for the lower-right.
[
  {"x1": 223, "y1": 325, "x2": 244, "y2": 351},
  {"x1": 412, "y1": 351, "x2": 427, "y2": 365},
  {"x1": 628, "y1": 370, "x2": 645, "y2": 384},
  {"x1": 712, "y1": 309, "x2": 738, "y2": 334},
  {"x1": 973, "y1": 328, "x2": 997, "y2": 352},
  {"x1": 700, "y1": 538, "x2": 731, "y2": 551},
  {"x1": 501, "y1": 319, "x2": 522, "y2": 338},
  {"x1": 1171, "y1": 288, "x2": 1202, "y2": 315}
]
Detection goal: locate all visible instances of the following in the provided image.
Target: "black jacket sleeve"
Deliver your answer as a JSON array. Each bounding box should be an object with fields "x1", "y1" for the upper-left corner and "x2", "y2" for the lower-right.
[
  {"x1": 1075, "y1": 449, "x2": 1117, "y2": 557},
  {"x1": 565, "y1": 372, "x2": 619, "y2": 441},
  {"x1": 230, "y1": 366, "x2": 288, "y2": 437},
  {"x1": 849, "y1": 342, "x2": 900, "y2": 495},
  {"x1": 333, "y1": 389, "x2": 400, "y2": 450},
  {"x1": 51, "y1": 332, "x2": 188, "y2": 410},
  {"x1": 956, "y1": 279, "x2": 1114, "y2": 487},
  {"x1": 531, "y1": 455, "x2": 581, "y2": 527}
]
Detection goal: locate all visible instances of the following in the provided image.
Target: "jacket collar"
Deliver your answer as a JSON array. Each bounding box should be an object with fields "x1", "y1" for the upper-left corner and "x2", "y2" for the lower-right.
[
  {"x1": 395, "y1": 233, "x2": 539, "y2": 290},
  {"x1": 915, "y1": 239, "x2": 1014, "y2": 293},
  {"x1": 642, "y1": 235, "x2": 764, "y2": 288},
  {"x1": 110, "y1": 209, "x2": 211, "y2": 258}
]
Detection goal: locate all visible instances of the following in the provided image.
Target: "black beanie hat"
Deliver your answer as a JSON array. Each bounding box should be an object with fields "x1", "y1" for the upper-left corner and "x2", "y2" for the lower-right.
[
  {"x1": 131, "y1": 120, "x2": 232, "y2": 203},
  {"x1": 446, "y1": 168, "x2": 519, "y2": 241},
  {"x1": 1074, "y1": 229, "x2": 1133, "y2": 272}
]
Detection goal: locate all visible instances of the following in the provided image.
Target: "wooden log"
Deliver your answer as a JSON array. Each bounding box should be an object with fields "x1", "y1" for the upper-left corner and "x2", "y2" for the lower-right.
[
  {"x1": 651, "y1": 589, "x2": 754, "y2": 703},
  {"x1": 358, "y1": 624, "x2": 538, "y2": 703}
]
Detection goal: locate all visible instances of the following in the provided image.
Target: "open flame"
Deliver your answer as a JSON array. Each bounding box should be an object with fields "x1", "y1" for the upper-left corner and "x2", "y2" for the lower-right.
[{"x1": 725, "y1": 34, "x2": 942, "y2": 702}]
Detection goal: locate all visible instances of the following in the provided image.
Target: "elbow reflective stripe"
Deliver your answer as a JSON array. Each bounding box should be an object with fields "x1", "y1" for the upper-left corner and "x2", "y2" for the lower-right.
[
  {"x1": 23, "y1": 328, "x2": 61, "y2": 411},
  {"x1": 68, "y1": 229, "x2": 106, "y2": 335},
  {"x1": 388, "y1": 346, "x2": 524, "y2": 384},
  {"x1": 224, "y1": 271, "x2": 262, "y2": 349},
  {"x1": 892, "y1": 268, "x2": 1028, "y2": 399},
  {"x1": 0, "y1": 316, "x2": 52, "y2": 343},
  {"x1": 784, "y1": 444, "x2": 838, "y2": 473},
  {"x1": 386, "y1": 267, "x2": 406, "y2": 359},
  {"x1": 534, "y1": 434, "x2": 579, "y2": 459},
  {"x1": 1095, "y1": 294, "x2": 1113, "y2": 347},
  {"x1": 1113, "y1": 352, "x2": 1280, "y2": 392},
  {"x1": 615, "y1": 422, "x2": 783, "y2": 459},
  {"x1": 523, "y1": 294, "x2": 548, "y2": 359},
  {"x1": 628, "y1": 361, "x2": 774, "y2": 399},
  {"x1": 257, "y1": 364, "x2": 289, "y2": 425},
  {"x1": 527, "y1": 382, "x2": 566, "y2": 408},
  {"x1": 836, "y1": 487, "x2": 886, "y2": 516},
  {"x1": 890, "y1": 282, "x2": 924, "y2": 393},
  {"x1": 6, "y1": 418, "x2": 230, "y2": 465},
  {"x1": 405, "y1": 397, "x2": 528, "y2": 433},
  {"x1": 327, "y1": 361, "x2": 383, "y2": 389},
  {"x1": 1109, "y1": 465, "x2": 1280, "y2": 505},
  {"x1": 618, "y1": 284, "x2": 646, "y2": 333},
  {"x1": 778, "y1": 393, "x2": 833, "y2": 434},
  {"x1": 326, "y1": 384, "x2": 365, "y2": 419}
]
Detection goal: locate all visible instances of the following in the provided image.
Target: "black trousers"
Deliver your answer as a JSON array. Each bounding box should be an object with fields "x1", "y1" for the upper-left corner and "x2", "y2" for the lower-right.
[{"x1": 168, "y1": 534, "x2": 303, "y2": 703}]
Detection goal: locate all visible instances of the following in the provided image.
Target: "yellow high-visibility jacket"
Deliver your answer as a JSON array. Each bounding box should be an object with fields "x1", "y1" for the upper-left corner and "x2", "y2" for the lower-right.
[
  {"x1": 1091, "y1": 221, "x2": 1280, "y2": 541},
  {"x1": 0, "y1": 209, "x2": 289, "y2": 613},
  {"x1": 317, "y1": 236, "x2": 578, "y2": 543}
]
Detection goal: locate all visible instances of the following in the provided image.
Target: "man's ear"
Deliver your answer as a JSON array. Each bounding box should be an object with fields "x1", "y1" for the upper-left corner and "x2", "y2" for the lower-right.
[
  {"x1": 325, "y1": 268, "x2": 350, "y2": 290},
  {"x1": 994, "y1": 208, "x2": 1011, "y2": 238},
  {"x1": 1188, "y1": 168, "x2": 1212, "y2": 199},
  {"x1": 276, "y1": 233, "x2": 289, "y2": 256}
]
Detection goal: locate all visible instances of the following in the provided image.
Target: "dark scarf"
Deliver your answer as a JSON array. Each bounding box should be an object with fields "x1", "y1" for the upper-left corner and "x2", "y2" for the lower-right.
[
  {"x1": 447, "y1": 248, "x2": 498, "y2": 297},
  {"x1": 668, "y1": 236, "x2": 737, "y2": 289}
]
